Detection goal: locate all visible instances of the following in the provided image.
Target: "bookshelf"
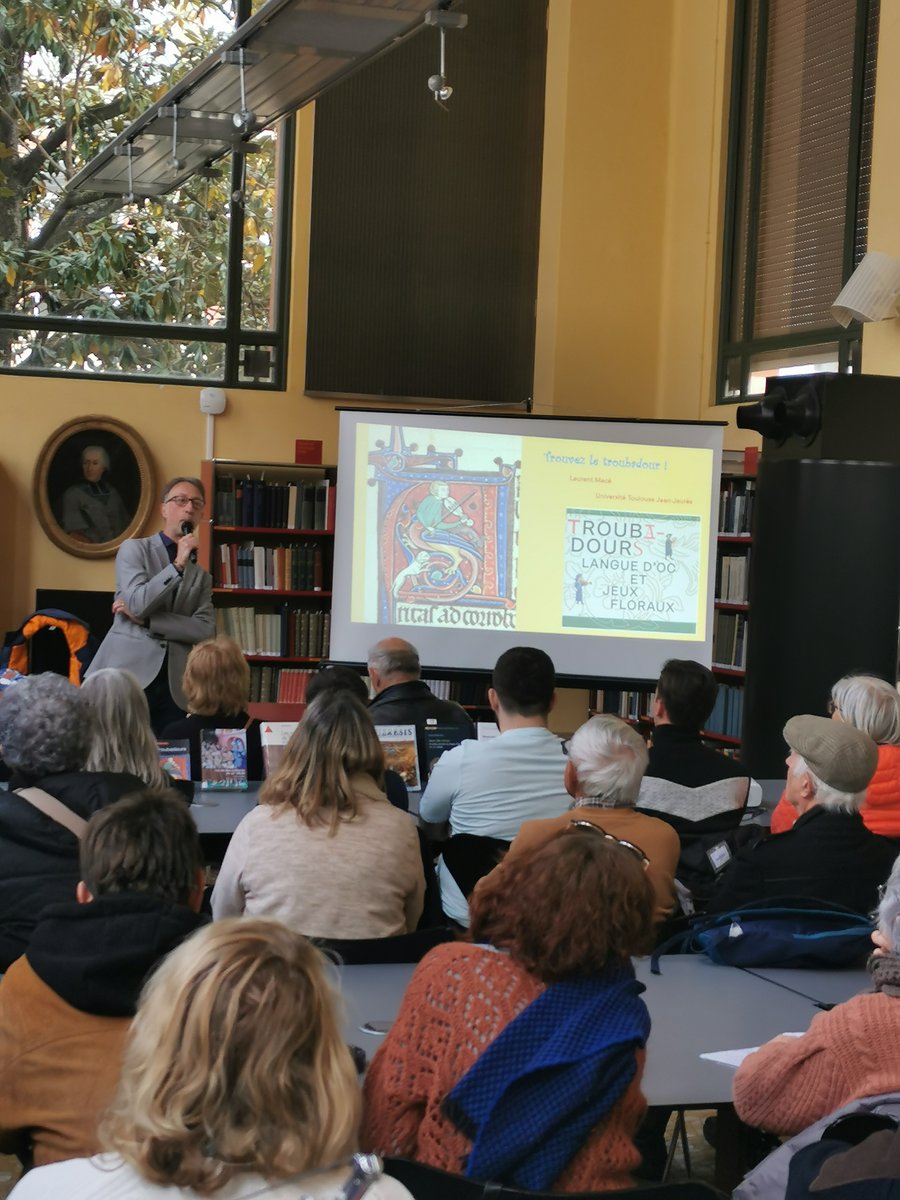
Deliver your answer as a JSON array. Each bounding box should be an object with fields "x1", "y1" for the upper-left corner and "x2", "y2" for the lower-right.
[
  {"x1": 708, "y1": 468, "x2": 755, "y2": 746},
  {"x1": 200, "y1": 459, "x2": 337, "y2": 712}
]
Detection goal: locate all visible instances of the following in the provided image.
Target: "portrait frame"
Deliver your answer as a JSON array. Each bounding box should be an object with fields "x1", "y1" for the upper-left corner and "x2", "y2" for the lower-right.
[{"x1": 34, "y1": 416, "x2": 155, "y2": 559}]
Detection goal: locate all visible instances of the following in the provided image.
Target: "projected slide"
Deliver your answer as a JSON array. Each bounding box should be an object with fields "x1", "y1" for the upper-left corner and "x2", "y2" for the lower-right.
[{"x1": 350, "y1": 423, "x2": 711, "y2": 642}]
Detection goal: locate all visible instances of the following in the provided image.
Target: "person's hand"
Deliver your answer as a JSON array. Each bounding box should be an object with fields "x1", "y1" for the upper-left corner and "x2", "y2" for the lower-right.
[
  {"x1": 112, "y1": 599, "x2": 144, "y2": 626},
  {"x1": 174, "y1": 532, "x2": 199, "y2": 570}
]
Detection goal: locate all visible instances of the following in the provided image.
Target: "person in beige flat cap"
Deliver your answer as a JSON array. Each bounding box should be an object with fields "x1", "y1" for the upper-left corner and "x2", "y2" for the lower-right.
[{"x1": 706, "y1": 714, "x2": 897, "y2": 915}]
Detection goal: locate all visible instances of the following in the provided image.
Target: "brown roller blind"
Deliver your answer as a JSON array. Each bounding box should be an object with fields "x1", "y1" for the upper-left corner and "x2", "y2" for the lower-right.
[
  {"x1": 727, "y1": 0, "x2": 878, "y2": 345},
  {"x1": 305, "y1": 0, "x2": 547, "y2": 405}
]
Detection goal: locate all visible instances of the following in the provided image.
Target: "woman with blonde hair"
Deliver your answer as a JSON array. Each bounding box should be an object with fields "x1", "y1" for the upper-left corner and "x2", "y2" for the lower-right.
[
  {"x1": 770, "y1": 673, "x2": 900, "y2": 836},
  {"x1": 82, "y1": 668, "x2": 171, "y2": 789},
  {"x1": 10, "y1": 919, "x2": 412, "y2": 1199},
  {"x1": 161, "y1": 637, "x2": 263, "y2": 781},
  {"x1": 211, "y1": 691, "x2": 424, "y2": 939}
]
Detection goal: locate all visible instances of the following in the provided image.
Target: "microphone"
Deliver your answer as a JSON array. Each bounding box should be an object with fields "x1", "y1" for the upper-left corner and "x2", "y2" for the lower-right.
[{"x1": 180, "y1": 520, "x2": 197, "y2": 564}]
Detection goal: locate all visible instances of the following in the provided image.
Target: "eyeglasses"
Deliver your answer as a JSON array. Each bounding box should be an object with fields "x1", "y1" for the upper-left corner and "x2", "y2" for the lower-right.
[
  {"x1": 164, "y1": 494, "x2": 204, "y2": 511},
  {"x1": 567, "y1": 819, "x2": 650, "y2": 867},
  {"x1": 827, "y1": 698, "x2": 839, "y2": 716}
]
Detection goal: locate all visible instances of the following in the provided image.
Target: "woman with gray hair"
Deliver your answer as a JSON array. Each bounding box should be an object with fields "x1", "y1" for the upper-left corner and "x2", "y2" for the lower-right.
[
  {"x1": 501, "y1": 714, "x2": 681, "y2": 924},
  {"x1": 732, "y1": 850, "x2": 900, "y2": 1156},
  {"x1": 82, "y1": 668, "x2": 172, "y2": 789},
  {"x1": 0, "y1": 672, "x2": 144, "y2": 970},
  {"x1": 771, "y1": 673, "x2": 900, "y2": 836}
]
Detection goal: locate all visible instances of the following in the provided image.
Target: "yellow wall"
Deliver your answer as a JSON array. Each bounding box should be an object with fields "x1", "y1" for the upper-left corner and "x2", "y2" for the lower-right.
[{"x1": 3, "y1": 0, "x2": 780, "y2": 639}]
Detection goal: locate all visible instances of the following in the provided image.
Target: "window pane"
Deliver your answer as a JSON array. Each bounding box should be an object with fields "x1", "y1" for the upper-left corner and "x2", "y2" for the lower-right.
[
  {"x1": 241, "y1": 129, "x2": 281, "y2": 332},
  {"x1": 6, "y1": 327, "x2": 225, "y2": 379},
  {"x1": 747, "y1": 343, "x2": 841, "y2": 395}
]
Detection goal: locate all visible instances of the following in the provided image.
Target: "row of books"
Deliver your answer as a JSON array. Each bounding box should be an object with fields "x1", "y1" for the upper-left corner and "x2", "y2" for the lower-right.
[
  {"x1": 214, "y1": 475, "x2": 335, "y2": 531},
  {"x1": 705, "y1": 682, "x2": 744, "y2": 739},
  {"x1": 215, "y1": 541, "x2": 327, "y2": 592},
  {"x1": 216, "y1": 607, "x2": 331, "y2": 658},
  {"x1": 424, "y1": 677, "x2": 491, "y2": 706},
  {"x1": 712, "y1": 610, "x2": 748, "y2": 670},
  {"x1": 716, "y1": 552, "x2": 750, "y2": 603},
  {"x1": 594, "y1": 688, "x2": 655, "y2": 723},
  {"x1": 718, "y1": 478, "x2": 755, "y2": 536}
]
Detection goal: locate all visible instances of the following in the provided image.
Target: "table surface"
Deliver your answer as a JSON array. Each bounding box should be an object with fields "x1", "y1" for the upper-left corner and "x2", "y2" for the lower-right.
[{"x1": 339, "y1": 955, "x2": 871, "y2": 1108}]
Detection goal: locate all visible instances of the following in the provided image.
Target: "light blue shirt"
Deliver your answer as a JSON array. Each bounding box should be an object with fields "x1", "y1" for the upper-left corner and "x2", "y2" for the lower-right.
[{"x1": 420, "y1": 726, "x2": 571, "y2": 925}]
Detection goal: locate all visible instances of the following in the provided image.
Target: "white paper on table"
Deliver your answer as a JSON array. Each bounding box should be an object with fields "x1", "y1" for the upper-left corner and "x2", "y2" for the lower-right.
[{"x1": 701, "y1": 1032, "x2": 805, "y2": 1069}]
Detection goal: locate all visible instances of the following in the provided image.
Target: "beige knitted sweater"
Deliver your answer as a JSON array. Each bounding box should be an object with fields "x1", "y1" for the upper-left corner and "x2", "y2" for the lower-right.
[
  {"x1": 211, "y1": 774, "x2": 425, "y2": 939},
  {"x1": 733, "y1": 990, "x2": 900, "y2": 1135}
]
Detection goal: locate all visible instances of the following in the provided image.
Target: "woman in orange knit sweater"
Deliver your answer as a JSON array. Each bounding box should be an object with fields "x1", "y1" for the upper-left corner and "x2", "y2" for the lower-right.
[
  {"x1": 361, "y1": 826, "x2": 656, "y2": 1192},
  {"x1": 733, "y1": 851, "x2": 900, "y2": 1137},
  {"x1": 770, "y1": 674, "x2": 900, "y2": 837}
]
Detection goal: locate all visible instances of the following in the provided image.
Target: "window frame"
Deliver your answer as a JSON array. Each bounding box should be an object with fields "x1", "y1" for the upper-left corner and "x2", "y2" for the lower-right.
[
  {"x1": 716, "y1": 0, "x2": 878, "y2": 405},
  {"x1": 0, "y1": 0, "x2": 294, "y2": 391}
]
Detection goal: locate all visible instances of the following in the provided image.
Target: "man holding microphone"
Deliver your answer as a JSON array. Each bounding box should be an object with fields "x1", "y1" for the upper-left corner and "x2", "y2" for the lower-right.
[{"x1": 86, "y1": 476, "x2": 214, "y2": 733}]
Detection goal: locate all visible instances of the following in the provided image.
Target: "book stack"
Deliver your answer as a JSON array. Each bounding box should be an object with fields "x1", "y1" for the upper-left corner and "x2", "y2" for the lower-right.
[
  {"x1": 249, "y1": 665, "x2": 318, "y2": 703},
  {"x1": 704, "y1": 684, "x2": 744, "y2": 740},
  {"x1": 712, "y1": 610, "x2": 748, "y2": 669},
  {"x1": 214, "y1": 476, "x2": 335, "y2": 532},
  {"x1": 593, "y1": 687, "x2": 656, "y2": 723},
  {"x1": 718, "y1": 479, "x2": 755, "y2": 535},
  {"x1": 215, "y1": 540, "x2": 326, "y2": 591},
  {"x1": 215, "y1": 607, "x2": 331, "y2": 658},
  {"x1": 716, "y1": 552, "x2": 751, "y2": 603}
]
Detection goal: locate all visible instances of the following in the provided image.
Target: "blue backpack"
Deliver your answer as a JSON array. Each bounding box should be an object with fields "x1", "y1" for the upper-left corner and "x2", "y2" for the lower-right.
[{"x1": 651, "y1": 897, "x2": 874, "y2": 972}]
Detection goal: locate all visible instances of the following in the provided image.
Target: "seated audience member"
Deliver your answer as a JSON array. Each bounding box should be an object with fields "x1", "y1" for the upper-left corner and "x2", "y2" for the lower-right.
[
  {"x1": 637, "y1": 659, "x2": 755, "y2": 908},
  {"x1": 0, "y1": 791, "x2": 206, "y2": 1168},
  {"x1": 645, "y1": 658, "x2": 750, "y2": 787},
  {"x1": 306, "y1": 666, "x2": 443, "y2": 927},
  {"x1": 10, "y1": 919, "x2": 412, "y2": 1200},
  {"x1": 419, "y1": 646, "x2": 570, "y2": 927},
  {"x1": 771, "y1": 673, "x2": 900, "y2": 837},
  {"x1": 82, "y1": 667, "x2": 189, "y2": 795},
  {"x1": 0, "y1": 673, "x2": 144, "y2": 971},
  {"x1": 367, "y1": 637, "x2": 475, "y2": 777},
  {"x1": 307, "y1": 665, "x2": 408, "y2": 810},
  {"x1": 707, "y1": 715, "x2": 896, "y2": 915},
  {"x1": 733, "y1": 854, "x2": 900, "y2": 1152},
  {"x1": 211, "y1": 691, "x2": 424, "y2": 938},
  {"x1": 504, "y1": 714, "x2": 680, "y2": 923},
  {"x1": 362, "y1": 827, "x2": 655, "y2": 1192},
  {"x1": 161, "y1": 636, "x2": 263, "y2": 781}
]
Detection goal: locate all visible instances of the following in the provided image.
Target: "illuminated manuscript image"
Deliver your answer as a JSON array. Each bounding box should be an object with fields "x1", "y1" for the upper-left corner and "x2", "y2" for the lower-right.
[{"x1": 358, "y1": 426, "x2": 520, "y2": 631}]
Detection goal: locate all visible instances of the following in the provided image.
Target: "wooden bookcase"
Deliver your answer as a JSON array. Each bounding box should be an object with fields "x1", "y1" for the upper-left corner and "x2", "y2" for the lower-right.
[{"x1": 200, "y1": 459, "x2": 336, "y2": 716}]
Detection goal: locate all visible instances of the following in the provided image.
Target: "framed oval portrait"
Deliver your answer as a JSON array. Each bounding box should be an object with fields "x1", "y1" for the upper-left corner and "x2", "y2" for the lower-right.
[{"x1": 34, "y1": 416, "x2": 155, "y2": 559}]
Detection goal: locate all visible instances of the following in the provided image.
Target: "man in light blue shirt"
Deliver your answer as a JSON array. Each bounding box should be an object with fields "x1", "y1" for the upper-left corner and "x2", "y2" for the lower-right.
[{"x1": 420, "y1": 647, "x2": 570, "y2": 926}]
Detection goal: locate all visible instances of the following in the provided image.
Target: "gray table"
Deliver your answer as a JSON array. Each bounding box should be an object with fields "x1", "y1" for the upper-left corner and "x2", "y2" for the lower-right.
[
  {"x1": 339, "y1": 954, "x2": 856, "y2": 1190},
  {"x1": 737, "y1": 964, "x2": 870, "y2": 1010},
  {"x1": 189, "y1": 786, "x2": 260, "y2": 833}
]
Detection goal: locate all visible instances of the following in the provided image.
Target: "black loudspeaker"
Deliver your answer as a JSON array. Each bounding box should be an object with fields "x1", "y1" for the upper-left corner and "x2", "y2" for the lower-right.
[{"x1": 738, "y1": 374, "x2": 900, "y2": 778}]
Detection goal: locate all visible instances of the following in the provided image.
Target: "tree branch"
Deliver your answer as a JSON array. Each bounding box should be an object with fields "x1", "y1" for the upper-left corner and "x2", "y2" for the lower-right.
[
  {"x1": 27, "y1": 190, "x2": 124, "y2": 253},
  {"x1": 11, "y1": 96, "x2": 128, "y2": 189}
]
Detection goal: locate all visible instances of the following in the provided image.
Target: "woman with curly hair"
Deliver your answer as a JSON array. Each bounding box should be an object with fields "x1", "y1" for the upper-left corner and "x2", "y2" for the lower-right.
[
  {"x1": 211, "y1": 690, "x2": 424, "y2": 939},
  {"x1": 10, "y1": 918, "x2": 413, "y2": 1199},
  {"x1": 0, "y1": 672, "x2": 143, "y2": 970},
  {"x1": 361, "y1": 825, "x2": 656, "y2": 1192}
]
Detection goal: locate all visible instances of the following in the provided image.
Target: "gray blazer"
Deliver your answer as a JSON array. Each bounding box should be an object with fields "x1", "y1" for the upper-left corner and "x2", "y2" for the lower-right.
[{"x1": 86, "y1": 534, "x2": 214, "y2": 710}]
